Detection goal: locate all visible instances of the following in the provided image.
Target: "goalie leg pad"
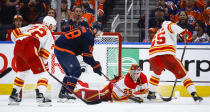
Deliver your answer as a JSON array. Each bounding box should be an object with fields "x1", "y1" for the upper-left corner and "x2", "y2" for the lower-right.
[{"x1": 74, "y1": 88, "x2": 101, "y2": 101}]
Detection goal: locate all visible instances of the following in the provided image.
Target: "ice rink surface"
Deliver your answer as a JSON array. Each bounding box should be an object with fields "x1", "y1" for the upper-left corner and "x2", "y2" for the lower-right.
[{"x1": 0, "y1": 95, "x2": 210, "y2": 112}]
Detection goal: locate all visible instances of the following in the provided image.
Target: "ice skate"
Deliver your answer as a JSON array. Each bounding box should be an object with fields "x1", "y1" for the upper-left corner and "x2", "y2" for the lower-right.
[
  {"x1": 191, "y1": 92, "x2": 203, "y2": 102},
  {"x1": 8, "y1": 88, "x2": 21, "y2": 105},
  {"x1": 57, "y1": 91, "x2": 76, "y2": 103},
  {"x1": 36, "y1": 89, "x2": 52, "y2": 106},
  {"x1": 147, "y1": 91, "x2": 156, "y2": 100}
]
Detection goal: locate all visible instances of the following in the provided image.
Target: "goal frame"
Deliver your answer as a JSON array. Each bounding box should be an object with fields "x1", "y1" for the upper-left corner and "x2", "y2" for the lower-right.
[{"x1": 53, "y1": 32, "x2": 123, "y2": 78}]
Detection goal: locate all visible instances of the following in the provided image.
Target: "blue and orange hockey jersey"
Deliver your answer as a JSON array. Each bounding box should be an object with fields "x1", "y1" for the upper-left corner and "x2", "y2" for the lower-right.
[{"x1": 54, "y1": 26, "x2": 98, "y2": 67}]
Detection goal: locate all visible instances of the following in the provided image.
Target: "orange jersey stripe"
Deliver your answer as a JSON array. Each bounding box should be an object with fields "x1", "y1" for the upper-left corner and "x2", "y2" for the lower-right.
[
  {"x1": 93, "y1": 63, "x2": 101, "y2": 69},
  {"x1": 66, "y1": 82, "x2": 76, "y2": 87},
  {"x1": 54, "y1": 45, "x2": 76, "y2": 55},
  {"x1": 82, "y1": 53, "x2": 93, "y2": 57}
]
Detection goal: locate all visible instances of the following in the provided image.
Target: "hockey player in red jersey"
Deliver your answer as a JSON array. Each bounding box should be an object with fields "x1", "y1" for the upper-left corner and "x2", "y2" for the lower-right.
[
  {"x1": 74, "y1": 64, "x2": 149, "y2": 102},
  {"x1": 147, "y1": 21, "x2": 203, "y2": 102},
  {"x1": 8, "y1": 16, "x2": 57, "y2": 106}
]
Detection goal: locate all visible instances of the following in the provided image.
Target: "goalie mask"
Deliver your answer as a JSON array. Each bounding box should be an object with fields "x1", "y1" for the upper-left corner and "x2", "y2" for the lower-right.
[
  {"x1": 43, "y1": 16, "x2": 57, "y2": 31},
  {"x1": 129, "y1": 64, "x2": 141, "y2": 83}
]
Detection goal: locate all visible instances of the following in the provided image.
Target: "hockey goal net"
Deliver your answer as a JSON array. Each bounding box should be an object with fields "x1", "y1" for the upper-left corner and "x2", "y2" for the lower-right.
[{"x1": 53, "y1": 32, "x2": 123, "y2": 79}]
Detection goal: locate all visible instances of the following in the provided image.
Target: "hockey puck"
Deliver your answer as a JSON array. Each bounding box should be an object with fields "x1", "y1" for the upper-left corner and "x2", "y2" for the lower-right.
[{"x1": 81, "y1": 68, "x2": 85, "y2": 72}]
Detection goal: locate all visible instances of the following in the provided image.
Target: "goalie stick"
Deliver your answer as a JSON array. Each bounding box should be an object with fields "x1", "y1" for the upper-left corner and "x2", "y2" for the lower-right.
[
  {"x1": 0, "y1": 67, "x2": 12, "y2": 78},
  {"x1": 161, "y1": 42, "x2": 187, "y2": 102},
  {"x1": 101, "y1": 73, "x2": 143, "y2": 103},
  {"x1": 47, "y1": 72, "x2": 102, "y2": 105}
]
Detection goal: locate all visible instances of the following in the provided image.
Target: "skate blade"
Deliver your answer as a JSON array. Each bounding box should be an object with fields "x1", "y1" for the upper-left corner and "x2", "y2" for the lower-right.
[
  {"x1": 36, "y1": 98, "x2": 43, "y2": 103},
  {"x1": 57, "y1": 98, "x2": 75, "y2": 103},
  {"x1": 8, "y1": 101, "x2": 20, "y2": 106},
  {"x1": 8, "y1": 98, "x2": 20, "y2": 105},
  {"x1": 57, "y1": 98, "x2": 67, "y2": 103},
  {"x1": 65, "y1": 99, "x2": 76, "y2": 103},
  {"x1": 38, "y1": 102, "x2": 52, "y2": 107},
  {"x1": 195, "y1": 99, "x2": 203, "y2": 103}
]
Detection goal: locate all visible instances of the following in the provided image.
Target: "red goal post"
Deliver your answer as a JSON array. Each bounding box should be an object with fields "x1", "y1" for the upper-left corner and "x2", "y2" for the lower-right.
[{"x1": 53, "y1": 32, "x2": 123, "y2": 79}]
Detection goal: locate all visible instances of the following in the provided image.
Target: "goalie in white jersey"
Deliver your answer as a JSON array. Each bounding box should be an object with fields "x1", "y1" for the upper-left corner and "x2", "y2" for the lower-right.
[
  {"x1": 147, "y1": 21, "x2": 203, "y2": 102},
  {"x1": 8, "y1": 16, "x2": 57, "y2": 106}
]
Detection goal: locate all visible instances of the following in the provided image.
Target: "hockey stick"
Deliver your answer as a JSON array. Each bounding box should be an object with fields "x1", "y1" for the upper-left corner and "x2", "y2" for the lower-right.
[
  {"x1": 161, "y1": 42, "x2": 187, "y2": 102},
  {"x1": 47, "y1": 72, "x2": 102, "y2": 105},
  {"x1": 0, "y1": 67, "x2": 12, "y2": 78},
  {"x1": 101, "y1": 73, "x2": 143, "y2": 103}
]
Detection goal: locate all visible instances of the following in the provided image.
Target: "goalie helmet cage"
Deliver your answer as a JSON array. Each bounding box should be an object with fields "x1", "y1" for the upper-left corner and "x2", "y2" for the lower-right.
[{"x1": 53, "y1": 32, "x2": 122, "y2": 79}]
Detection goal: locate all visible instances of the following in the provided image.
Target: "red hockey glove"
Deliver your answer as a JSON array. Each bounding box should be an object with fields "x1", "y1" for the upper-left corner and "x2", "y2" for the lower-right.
[{"x1": 180, "y1": 29, "x2": 192, "y2": 43}]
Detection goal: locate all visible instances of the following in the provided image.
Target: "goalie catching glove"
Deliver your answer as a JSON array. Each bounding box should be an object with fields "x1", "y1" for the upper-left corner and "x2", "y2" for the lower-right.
[{"x1": 93, "y1": 61, "x2": 102, "y2": 76}]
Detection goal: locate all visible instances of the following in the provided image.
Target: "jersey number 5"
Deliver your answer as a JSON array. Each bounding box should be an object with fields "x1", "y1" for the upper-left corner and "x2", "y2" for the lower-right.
[{"x1": 151, "y1": 28, "x2": 166, "y2": 47}]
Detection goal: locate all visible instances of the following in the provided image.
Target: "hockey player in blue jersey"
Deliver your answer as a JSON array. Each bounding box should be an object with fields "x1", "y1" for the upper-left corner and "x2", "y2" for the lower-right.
[{"x1": 54, "y1": 21, "x2": 103, "y2": 102}]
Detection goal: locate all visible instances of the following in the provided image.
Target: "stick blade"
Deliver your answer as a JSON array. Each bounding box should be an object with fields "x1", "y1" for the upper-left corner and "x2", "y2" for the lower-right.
[
  {"x1": 161, "y1": 97, "x2": 172, "y2": 102},
  {"x1": 0, "y1": 67, "x2": 12, "y2": 78},
  {"x1": 82, "y1": 99, "x2": 102, "y2": 105}
]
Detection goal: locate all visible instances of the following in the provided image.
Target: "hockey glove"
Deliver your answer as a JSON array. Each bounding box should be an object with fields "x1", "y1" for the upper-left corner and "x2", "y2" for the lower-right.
[
  {"x1": 180, "y1": 29, "x2": 192, "y2": 43},
  {"x1": 93, "y1": 61, "x2": 102, "y2": 76}
]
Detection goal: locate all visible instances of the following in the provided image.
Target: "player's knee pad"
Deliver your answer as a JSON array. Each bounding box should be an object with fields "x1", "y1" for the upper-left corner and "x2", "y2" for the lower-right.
[{"x1": 74, "y1": 89, "x2": 100, "y2": 101}]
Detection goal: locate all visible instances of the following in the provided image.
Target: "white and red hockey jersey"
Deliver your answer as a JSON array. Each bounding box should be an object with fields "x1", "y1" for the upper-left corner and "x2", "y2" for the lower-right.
[
  {"x1": 11, "y1": 24, "x2": 55, "y2": 59},
  {"x1": 11, "y1": 24, "x2": 55, "y2": 62},
  {"x1": 111, "y1": 72, "x2": 148, "y2": 100},
  {"x1": 149, "y1": 21, "x2": 185, "y2": 58}
]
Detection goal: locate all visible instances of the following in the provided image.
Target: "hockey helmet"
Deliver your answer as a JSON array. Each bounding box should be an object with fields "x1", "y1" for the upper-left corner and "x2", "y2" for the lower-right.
[
  {"x1": 43, "y1": 16, "x2": 57, "y2": 31},
  {"x1": 13, "y1": 14, "x2": 23, "y2": 21},
  {"x1": 129, "y1": 64, "x2": 141, "y2": 83}
]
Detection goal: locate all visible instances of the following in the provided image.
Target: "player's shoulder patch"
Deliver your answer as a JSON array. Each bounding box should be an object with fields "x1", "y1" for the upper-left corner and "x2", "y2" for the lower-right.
[{"x1": 167, "y1": 22, "x2": 176, "y2": 34}]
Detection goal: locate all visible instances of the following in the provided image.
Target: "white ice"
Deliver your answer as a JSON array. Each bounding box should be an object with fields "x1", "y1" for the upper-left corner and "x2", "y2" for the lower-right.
[{"x1": 1, "y1": 95, "x2": 210, "y2": 112}]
